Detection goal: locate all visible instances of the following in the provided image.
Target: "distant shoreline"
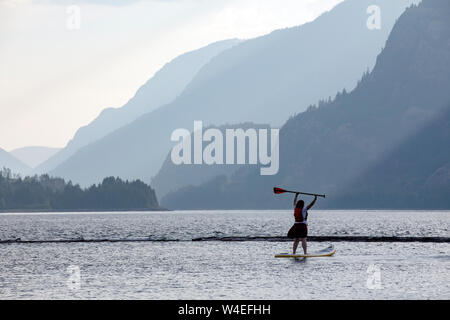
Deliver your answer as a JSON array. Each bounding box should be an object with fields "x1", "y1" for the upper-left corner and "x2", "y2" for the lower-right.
[
  {"x1": 0, "y1": 207, "x2": 169, "y2": 213},
  {"x1": 1, "y1": 208, "x2": 449, "y2": 213}
]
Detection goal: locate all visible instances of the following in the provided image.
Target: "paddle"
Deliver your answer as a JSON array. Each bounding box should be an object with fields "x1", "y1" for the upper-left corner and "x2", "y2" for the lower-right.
[{"x1": 273, "y1": 187, "x2": 326, "y2": 198}]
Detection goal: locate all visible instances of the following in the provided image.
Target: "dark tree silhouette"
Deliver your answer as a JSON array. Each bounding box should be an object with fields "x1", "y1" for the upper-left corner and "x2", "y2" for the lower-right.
[{"x1": 0, "y1": 169, "x2": 160, "y2": 211}]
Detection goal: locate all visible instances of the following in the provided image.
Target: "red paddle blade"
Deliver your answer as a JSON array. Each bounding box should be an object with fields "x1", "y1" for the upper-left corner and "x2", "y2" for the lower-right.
[{"x1": 273, "y1": 187, "x2": 287, "y2": 194}]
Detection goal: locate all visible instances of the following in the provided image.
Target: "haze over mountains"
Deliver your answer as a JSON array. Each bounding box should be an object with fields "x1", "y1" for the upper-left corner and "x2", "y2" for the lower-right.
[
  {"x1": 152, "y1": 122, "x2": 271, "y2": 198},
  {"x1": 33, "y1": 39, "x2": 240, "y2": 175},
  {"x1": 0, "y1": 146, "x2": 60, "y2": 175},
  {"x1": 11, "y1": 146, "x2": 60, "y2": 169},
  {"x1": 43, "y1": 0, "x2": 417, "y2": 188},
  {"x1": 162, "y1": 0, "x2": 450, "y2": 209},
  {"x1": 0, "y1": 148, "x2": 30, "y2": 175}
]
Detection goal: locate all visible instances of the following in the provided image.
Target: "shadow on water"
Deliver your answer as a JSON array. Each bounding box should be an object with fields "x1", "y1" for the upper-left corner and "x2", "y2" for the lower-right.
[{"x1": 291, "y1": 257, "x2": 307, "y2": 264}]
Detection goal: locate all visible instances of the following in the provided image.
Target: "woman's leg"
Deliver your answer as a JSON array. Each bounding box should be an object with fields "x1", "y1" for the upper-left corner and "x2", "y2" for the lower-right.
[
  {"x1": 301, "y1": 238, "x2": 307, "y2": 254},
  {"x1": 293, "y1": 238, "x2": 300, "y2": 254}
]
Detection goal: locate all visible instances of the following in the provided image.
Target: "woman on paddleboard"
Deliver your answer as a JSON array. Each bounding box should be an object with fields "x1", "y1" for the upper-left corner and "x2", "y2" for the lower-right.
[{"x1": 287, "y1": 193, "x2": 317, "y2": 254}]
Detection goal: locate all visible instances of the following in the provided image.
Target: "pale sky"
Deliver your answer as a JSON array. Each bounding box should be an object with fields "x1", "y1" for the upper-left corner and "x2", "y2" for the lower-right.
[{"x1": 0, "y1": 0, "x2": 343, "y2": 151}]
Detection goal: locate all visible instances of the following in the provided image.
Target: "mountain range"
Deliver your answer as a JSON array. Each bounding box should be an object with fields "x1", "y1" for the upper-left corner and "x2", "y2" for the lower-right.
[
  {"x1": 151, "y1": 122, "x2": 271, "y2": 198},
  {"x1": 41, "y1": 0, "x2": 417, "y2": 187},
  {"x1": 0, "y1": 148, "x2": 30, "y2": 175},
  {"x1": 10, "y1": 146, "x2": 60, "y2": 169},
  {"x1": 33, "y1": 39, "x2": 241, "y2": 175},
  {"x1": 162, "y1": 0, "x2": 450, "y2": 209}
]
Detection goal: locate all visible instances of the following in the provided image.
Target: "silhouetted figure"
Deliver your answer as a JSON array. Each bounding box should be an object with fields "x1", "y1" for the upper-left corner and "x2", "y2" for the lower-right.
[{"x1": 287, "y1": 193, "x2": 317, "y2": 254}]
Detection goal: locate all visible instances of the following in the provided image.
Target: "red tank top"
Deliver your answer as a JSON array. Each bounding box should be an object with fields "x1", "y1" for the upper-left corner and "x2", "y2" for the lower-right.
[{"x1": 294, "y1": 207, "x2": 308, "y2": 223}]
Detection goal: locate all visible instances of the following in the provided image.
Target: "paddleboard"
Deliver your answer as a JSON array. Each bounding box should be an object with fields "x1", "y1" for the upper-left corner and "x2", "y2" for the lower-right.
[{"x1": 275, "y1": 244, "x2": 336, "y2": 258}]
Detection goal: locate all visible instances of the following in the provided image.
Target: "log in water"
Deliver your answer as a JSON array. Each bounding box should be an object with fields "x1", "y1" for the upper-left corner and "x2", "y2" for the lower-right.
[{"x1": 1, "y1": 236, "x2": 449, "y2": 243}]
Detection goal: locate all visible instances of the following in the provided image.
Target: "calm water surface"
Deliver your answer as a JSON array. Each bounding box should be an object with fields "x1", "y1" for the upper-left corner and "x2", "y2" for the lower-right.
[{"x1": 0, "y1": 210, "x2": 449, "y2": 299}]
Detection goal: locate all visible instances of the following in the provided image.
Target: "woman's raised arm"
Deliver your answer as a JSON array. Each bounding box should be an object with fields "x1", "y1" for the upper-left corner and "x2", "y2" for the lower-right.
[
  {"x1": 293, "y1": 192, "x2": 299, "y2": 207},
  {"x1": 307, "y1": 195, "x2": 318, "y2": 210}
]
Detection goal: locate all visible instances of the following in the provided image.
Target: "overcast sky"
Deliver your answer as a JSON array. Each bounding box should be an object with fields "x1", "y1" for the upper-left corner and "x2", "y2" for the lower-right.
[{"x1": 0, "y1": 0, "x2": 343, "y2": 151}]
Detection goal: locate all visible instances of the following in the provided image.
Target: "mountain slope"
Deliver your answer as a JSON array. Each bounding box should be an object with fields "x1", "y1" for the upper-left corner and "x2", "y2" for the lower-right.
[
  {"x1": 11, "y1": 146, "x2": 61, "y2": 169},
  {"x1": 162, "y1": 0, "x2": 450, "y2": 209},
  {"x1": 34, "y1": 39, "x2": 240, "y2": 174},
  {"x1": 50, "y1": 0, "x2": 418, "y2": 187},
  {"x1": 333, "y1": 103, "x2": 450, "y2": 208},
  {"x1": 0, "y1": 148, "x2": 31, "y2": 175},
  {"x1": 151, "y1": 122, "x2": 271, "y2": 198}
]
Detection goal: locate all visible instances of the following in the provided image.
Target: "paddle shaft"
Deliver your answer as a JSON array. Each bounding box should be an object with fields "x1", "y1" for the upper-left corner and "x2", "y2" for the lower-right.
[{"x1": 281, "y1": 190, "x2": 326, "y2": 198}]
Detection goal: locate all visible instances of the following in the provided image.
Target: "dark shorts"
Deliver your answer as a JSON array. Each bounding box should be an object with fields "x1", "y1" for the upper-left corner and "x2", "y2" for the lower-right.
[{"x1": 287, "y1": 223, "x2": 308, "y2": 239}]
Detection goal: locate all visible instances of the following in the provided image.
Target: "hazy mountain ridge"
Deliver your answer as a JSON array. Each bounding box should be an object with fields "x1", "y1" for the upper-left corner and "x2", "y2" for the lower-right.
[
  {"x1": 34, "y1": 39, "x2": 240, "y2": 175},
  {"x1": 0, "y1": 148, "x2": 30, "y2": 175},
  {"x1": 152, "y1": 122, "x2": 271, "y2": 199},
  {"x1": 49, "y1": 0, "x2": 417, "y2": 187},
  {"x1": 334, "y1": 103, "x2": 450, "y2": 208},
  {"x1": 11, "y1": 146, "x2": 60, "y2": 169},
  {"x1": 162, "y1": 0, "x2": 450, "y2": 209}
]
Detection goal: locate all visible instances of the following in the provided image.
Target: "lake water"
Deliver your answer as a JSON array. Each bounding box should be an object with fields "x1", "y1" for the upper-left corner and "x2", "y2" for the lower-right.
[{"x1": 0, "y1": 210, "x2": 449, "y2": 299}]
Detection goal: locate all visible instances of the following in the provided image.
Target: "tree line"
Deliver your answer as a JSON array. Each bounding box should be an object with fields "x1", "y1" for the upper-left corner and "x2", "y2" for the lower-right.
[{"x1": 0, "y1": 168, "x2": 161, "y2": 211}]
